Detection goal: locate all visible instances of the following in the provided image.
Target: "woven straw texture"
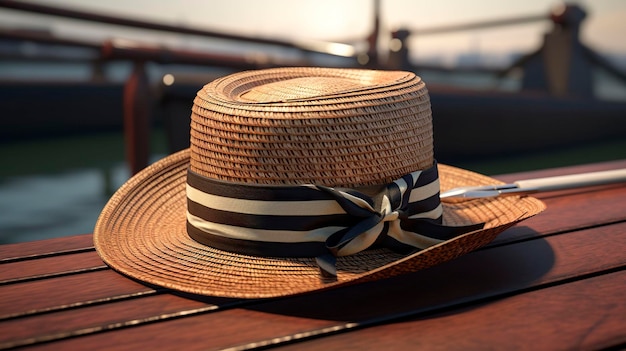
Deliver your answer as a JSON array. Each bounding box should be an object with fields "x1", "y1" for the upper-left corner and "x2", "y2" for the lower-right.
[
  {"x1": 94, "y1": 67, "x2": 545, "y2": 298},
  {"x1": 94, "y1": 150, "x2": 545, "y2": 298},
  {"x1": 190, "y1": 67, "x2": 433, "y2": 187}
]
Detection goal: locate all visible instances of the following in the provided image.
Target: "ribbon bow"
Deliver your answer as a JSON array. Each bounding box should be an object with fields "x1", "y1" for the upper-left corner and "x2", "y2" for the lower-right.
[
  {"x1": 185, "y1": 164, "x2": 484, "y2": 278},
  {"x1": 314, "y1": 171, "x2": 484, "y2": 276}
]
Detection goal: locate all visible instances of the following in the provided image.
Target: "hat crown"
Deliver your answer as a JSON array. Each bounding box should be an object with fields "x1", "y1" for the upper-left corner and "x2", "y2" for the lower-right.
[
  {"x1": 189, "y1": 67, "x2": 433, "y2": 187},
  {"x1": 239, "y1": 76, "x2": 366, "y2": 102}
]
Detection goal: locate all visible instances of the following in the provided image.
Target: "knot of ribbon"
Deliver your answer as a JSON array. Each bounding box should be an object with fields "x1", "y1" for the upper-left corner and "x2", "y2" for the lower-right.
[
  {"x1": 185, "y1": 163, "x2": 484, "y2": 278},
  {"x1": 313, "y1": 170, "x2": 484, "y2": 276}
]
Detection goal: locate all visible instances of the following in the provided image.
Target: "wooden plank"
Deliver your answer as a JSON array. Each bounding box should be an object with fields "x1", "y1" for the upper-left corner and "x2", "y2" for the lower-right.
[
  {"x1": 16, "y1": 221, "x2": 626, "y2": 350},
  {"x1": 0, "y1": 251, "x2": 106, "y2": 284},
  {"x1": 0, "y1": 270, "x2": 155, "y2": 319},
  {"x1": 492, "y1": 184, "x2": 626, "y2": 245},
  {"x1": 0, "y1": 294, "x2": 228, "y2": 349},
  {"x1": 1, "y1": 161, "x2": 624, "y2": 349},
  {"x1": 0, "y1": 234, "x2": 94, "y2": 262},
  {"x1": 22, "y1": 308, "x2": 335, "y2": 351},
  {"x1": 273, "y1": 271, "x2": 626, "y2": 351},
  {"x1": 239, "y1": 221, "x2": 626, "y2": 322},
  {"x1": 493, "y1": 159, "x2": 626, "y2": 234}
]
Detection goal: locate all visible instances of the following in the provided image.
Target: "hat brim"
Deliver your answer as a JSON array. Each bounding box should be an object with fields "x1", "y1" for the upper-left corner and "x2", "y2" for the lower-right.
[{"x1": 94, "y1": 149, "x2": 545, "y2": 298}]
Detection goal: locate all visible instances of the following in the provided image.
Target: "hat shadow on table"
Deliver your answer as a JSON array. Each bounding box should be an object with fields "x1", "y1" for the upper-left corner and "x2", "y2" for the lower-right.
[
  {"x1": 94, "y1": 67, "x2": 545, "y2": 299},
  {"x1": 244, "y1": 226, "x2": 554, "y2": 321}
]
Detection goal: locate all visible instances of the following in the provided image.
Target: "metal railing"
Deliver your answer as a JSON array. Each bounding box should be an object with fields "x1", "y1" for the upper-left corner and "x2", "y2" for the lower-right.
[{"x1": 2, "y1": 1, "x2": 625, "y2": 174}]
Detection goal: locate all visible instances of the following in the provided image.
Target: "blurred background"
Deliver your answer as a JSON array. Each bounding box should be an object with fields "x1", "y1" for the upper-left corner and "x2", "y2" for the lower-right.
[{"x1": 1, "y1": 0, "x2": 625, "y2": 243}]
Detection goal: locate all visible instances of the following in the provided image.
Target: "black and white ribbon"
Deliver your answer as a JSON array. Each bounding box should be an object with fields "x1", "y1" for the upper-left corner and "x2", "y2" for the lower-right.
[{"x1": 186, "y1": 163, "x2": 483, "y2": 277}]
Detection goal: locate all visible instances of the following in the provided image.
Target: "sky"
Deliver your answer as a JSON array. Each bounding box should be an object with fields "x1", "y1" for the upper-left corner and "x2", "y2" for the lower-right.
[{"x1": 2, "y1": 0, "x2": 626, "y2": 64}]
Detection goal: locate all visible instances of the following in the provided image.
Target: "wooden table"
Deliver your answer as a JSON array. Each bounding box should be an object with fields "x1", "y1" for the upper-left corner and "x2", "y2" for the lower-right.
[{"x1": 2, "y1": 160, "x2": 625, "y2": 350}]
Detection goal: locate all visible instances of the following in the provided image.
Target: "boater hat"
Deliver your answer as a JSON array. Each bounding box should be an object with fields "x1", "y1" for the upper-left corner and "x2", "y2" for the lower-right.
[{"x1": 94, "y1": 67, "x2": 545, "y2": 298}]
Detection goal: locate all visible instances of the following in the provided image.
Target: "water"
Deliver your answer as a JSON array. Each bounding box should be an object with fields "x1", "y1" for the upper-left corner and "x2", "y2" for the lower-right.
[
  {"x1": 0, "y1": 168, "x2": 124, "y2": 243},
  {"x1": 0, "y1": 130, "x2": 168, "y2": 244}
]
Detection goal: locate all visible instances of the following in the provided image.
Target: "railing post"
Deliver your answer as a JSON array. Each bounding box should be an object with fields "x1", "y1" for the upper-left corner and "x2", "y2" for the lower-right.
[
  {"x1": 522, "y1": 4, "x2": 593, "y2": 98},
  {"x1": 123, "y1": 61, "x2": 151, "y2": 175}
]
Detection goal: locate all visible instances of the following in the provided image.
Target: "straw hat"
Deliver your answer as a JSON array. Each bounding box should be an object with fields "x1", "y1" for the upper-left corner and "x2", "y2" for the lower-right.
[{"x1": 94, "y1": 67, "x2": 545, "y2": 298}]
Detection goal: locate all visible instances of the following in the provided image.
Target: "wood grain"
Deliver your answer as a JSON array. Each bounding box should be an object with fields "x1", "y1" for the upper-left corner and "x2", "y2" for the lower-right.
[
  {"x1": 0, "y1": 251, "x2": 106, "y2": 283},
  {"x1": 0, "y1": 294, "x2": 223, "y2": 349},
  {"x1": 12, "y1": 221, "x2": 626, "y2": 350},
  {"x1": 0, "y1": 270, "x2": 155, "y2": 319},
  {"x1": 0, "y1": 234, "x2": 93, "y2": 262},
  {"x1": 273, "y1": 271, "x2": 626, "y2": 351},
  {"x1": 491, "y1": 183, "x2": 626, "y2": 245},
  {"x1": 1, "y1": 161, "x2": 624, "y2": 350}
]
